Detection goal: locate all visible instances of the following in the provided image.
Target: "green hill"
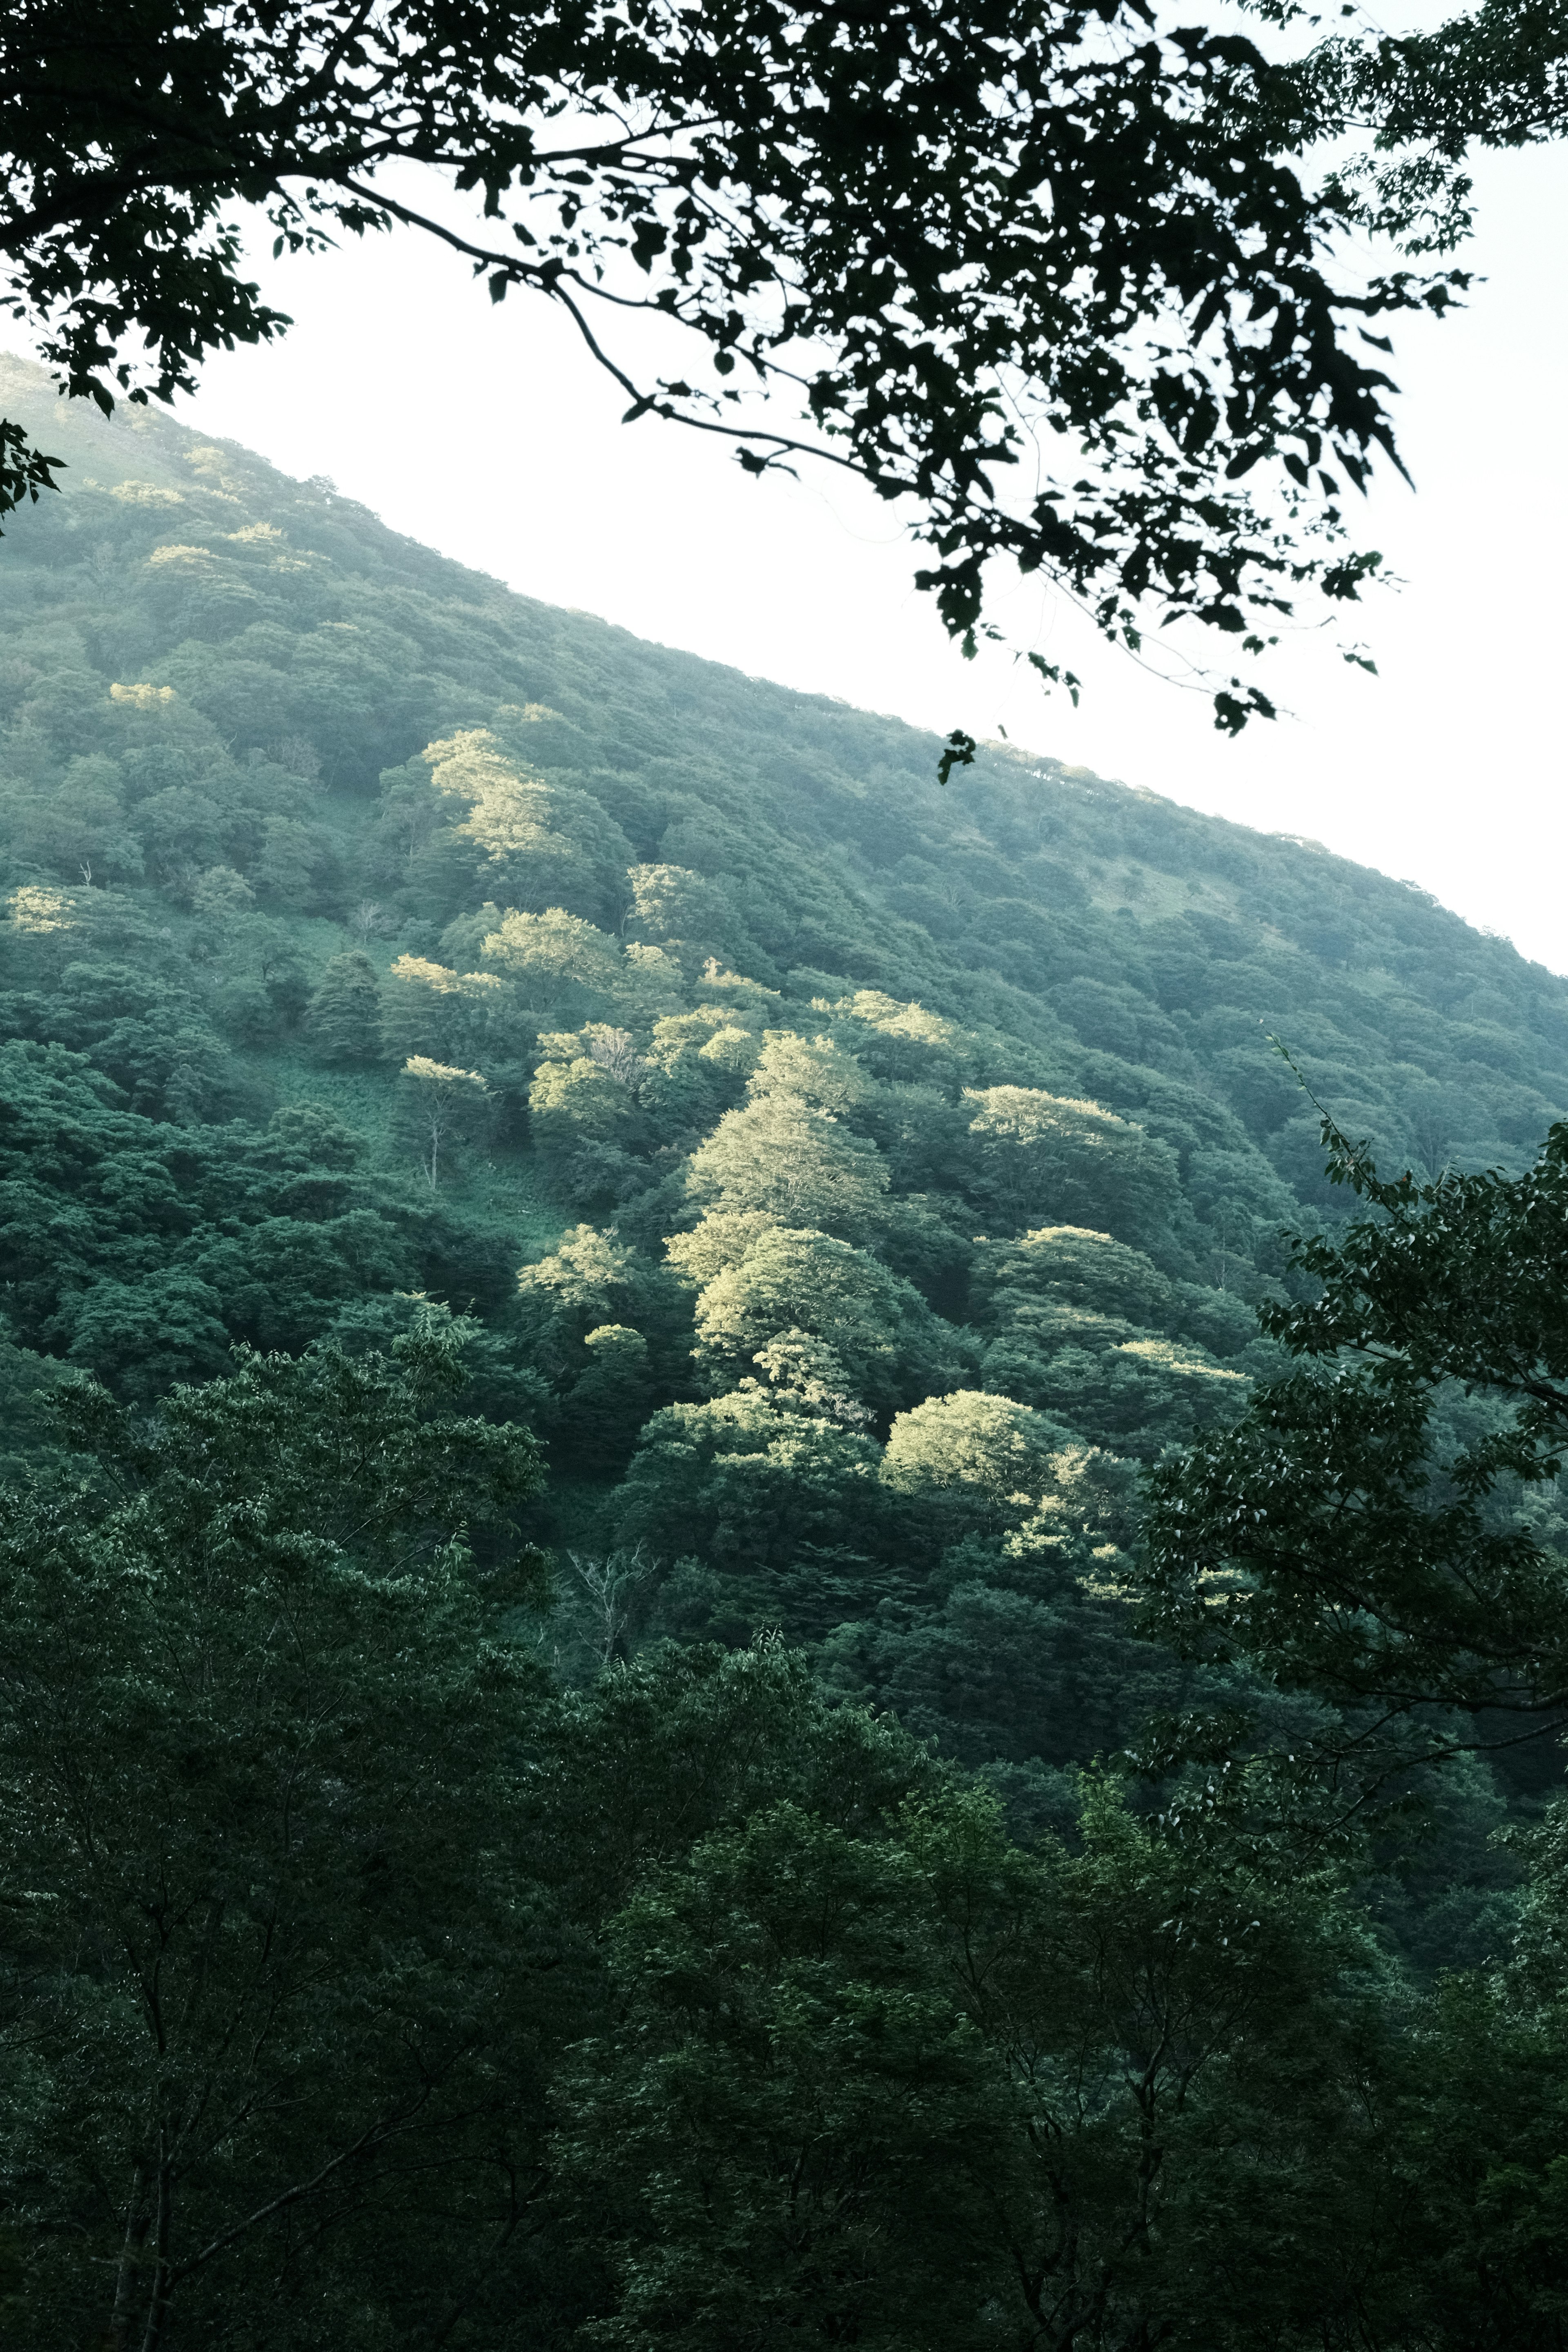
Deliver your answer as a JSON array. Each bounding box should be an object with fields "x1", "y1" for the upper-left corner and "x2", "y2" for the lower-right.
[{"x1": 2, "y1": 347, "x2": 1564, "y2": 1791}]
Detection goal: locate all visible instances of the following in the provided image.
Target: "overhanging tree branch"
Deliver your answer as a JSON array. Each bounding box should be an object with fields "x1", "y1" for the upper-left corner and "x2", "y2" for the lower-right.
[{"x1": 0, "y1": 0, "x2": 1515, "y2": 734}]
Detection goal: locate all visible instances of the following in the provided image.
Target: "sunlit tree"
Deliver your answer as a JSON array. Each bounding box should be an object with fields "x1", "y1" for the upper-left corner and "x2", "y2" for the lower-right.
[{"x1": 398, "y1": 1054, "x2": 490, "y2": 1187}]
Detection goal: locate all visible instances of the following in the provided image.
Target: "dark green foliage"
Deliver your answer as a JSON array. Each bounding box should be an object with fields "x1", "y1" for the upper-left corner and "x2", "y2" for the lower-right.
[
  {"x1": 557, "y1": 1800, "x2": 1004, "y2": 2352},
  {"x1": 0, "y1": 1330, "x2": 550, "y2": 2350},
  {"x1": 304, "y1": 947, "x2": 381, "y2": 1062},
  {"x1": 4, "y1": 371, "x2": 1568, "y2": 2352},
  {"x1": 618, "y1": 1391, "x2": 886, "y2": 1581},
  {"x1": 4, "y1": 1337, "x2": 1564, "y2": 2351},
  {"x1": 556, "y1": 1776, "x2": 1397, "y2": 2352},
  {"x1": 0, "y1": 1039, "x2": 523, "y2": 1400},
  {"x1": 1142, "y1": 1100, "x2": 1568, "y2": 1768},
  {"x1": 0, "y1": 1320, "x2": 74, "y2": 1483},
  {"x1": 521, "y1": 1640, "x2": 936, "y2": 1931}
]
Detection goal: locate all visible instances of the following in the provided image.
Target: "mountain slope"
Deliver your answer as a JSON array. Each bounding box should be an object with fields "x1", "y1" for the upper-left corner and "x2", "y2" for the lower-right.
[{"x1": 1, "y1": 351, "x2": 1563, "y2": 1809}]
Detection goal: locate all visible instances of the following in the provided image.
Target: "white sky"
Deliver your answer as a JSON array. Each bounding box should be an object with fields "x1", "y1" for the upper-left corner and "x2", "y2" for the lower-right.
[{"x1": 81, "y1": 139, "x2": 1568, "y2": 966}]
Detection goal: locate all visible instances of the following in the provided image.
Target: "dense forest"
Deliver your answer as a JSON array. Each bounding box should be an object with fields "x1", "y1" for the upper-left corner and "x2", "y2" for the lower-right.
[{"x1": 4, "y1": 352, "x2": 1568, "y2": 2348}]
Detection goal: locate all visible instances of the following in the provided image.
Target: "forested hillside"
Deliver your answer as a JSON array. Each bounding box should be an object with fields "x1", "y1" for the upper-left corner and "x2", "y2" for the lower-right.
[
  {"x1": 5, "y1": 347, "x2": 1566, "y2": 1692},
  {"x1": 7, "y1": 354, "x2": 1568, "y2": 2346}
]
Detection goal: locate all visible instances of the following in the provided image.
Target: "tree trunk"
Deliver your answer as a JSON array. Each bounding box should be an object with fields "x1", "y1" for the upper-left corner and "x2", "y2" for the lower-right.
[
  {"x1": 137, "y1": 2138, "x2": 174, "y2": 2352},
  {"x1": 109, "y1": 2157, "x2": 151, "y2": 2352}
]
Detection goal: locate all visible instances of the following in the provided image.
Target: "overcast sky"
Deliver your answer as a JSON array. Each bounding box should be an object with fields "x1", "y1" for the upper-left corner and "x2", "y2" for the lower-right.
[{"x1": 76, "y1": 137, "x2": 1568, "y2": 967}]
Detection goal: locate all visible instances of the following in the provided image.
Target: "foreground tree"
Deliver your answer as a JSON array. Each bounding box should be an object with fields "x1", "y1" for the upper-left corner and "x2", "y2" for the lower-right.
[
  {"x1": 1285, "y1": 0, "x2": 1568, "y2": 257},
  {"x1": 0, "y1": 0, "x2": 1510, "y2": 735},
  {"x1": 0, "y1": 1328, "x2": 549, "y2": 2350},
  {"x1": 557, "y1": 1775, "x2": 1394, "y2": 2351},
  {"x1": 1140, "y1": 1098, "x2": 1568, "y2": 1774}
]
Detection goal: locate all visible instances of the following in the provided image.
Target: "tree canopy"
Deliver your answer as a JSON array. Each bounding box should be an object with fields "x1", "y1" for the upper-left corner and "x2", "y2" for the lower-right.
[
  {"x1": 0, "y1": 1327, "x2": 548, "y2": 2348},
  {"x1": 5, "y1": 0, "x2": 1556, "y2": 733}
]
